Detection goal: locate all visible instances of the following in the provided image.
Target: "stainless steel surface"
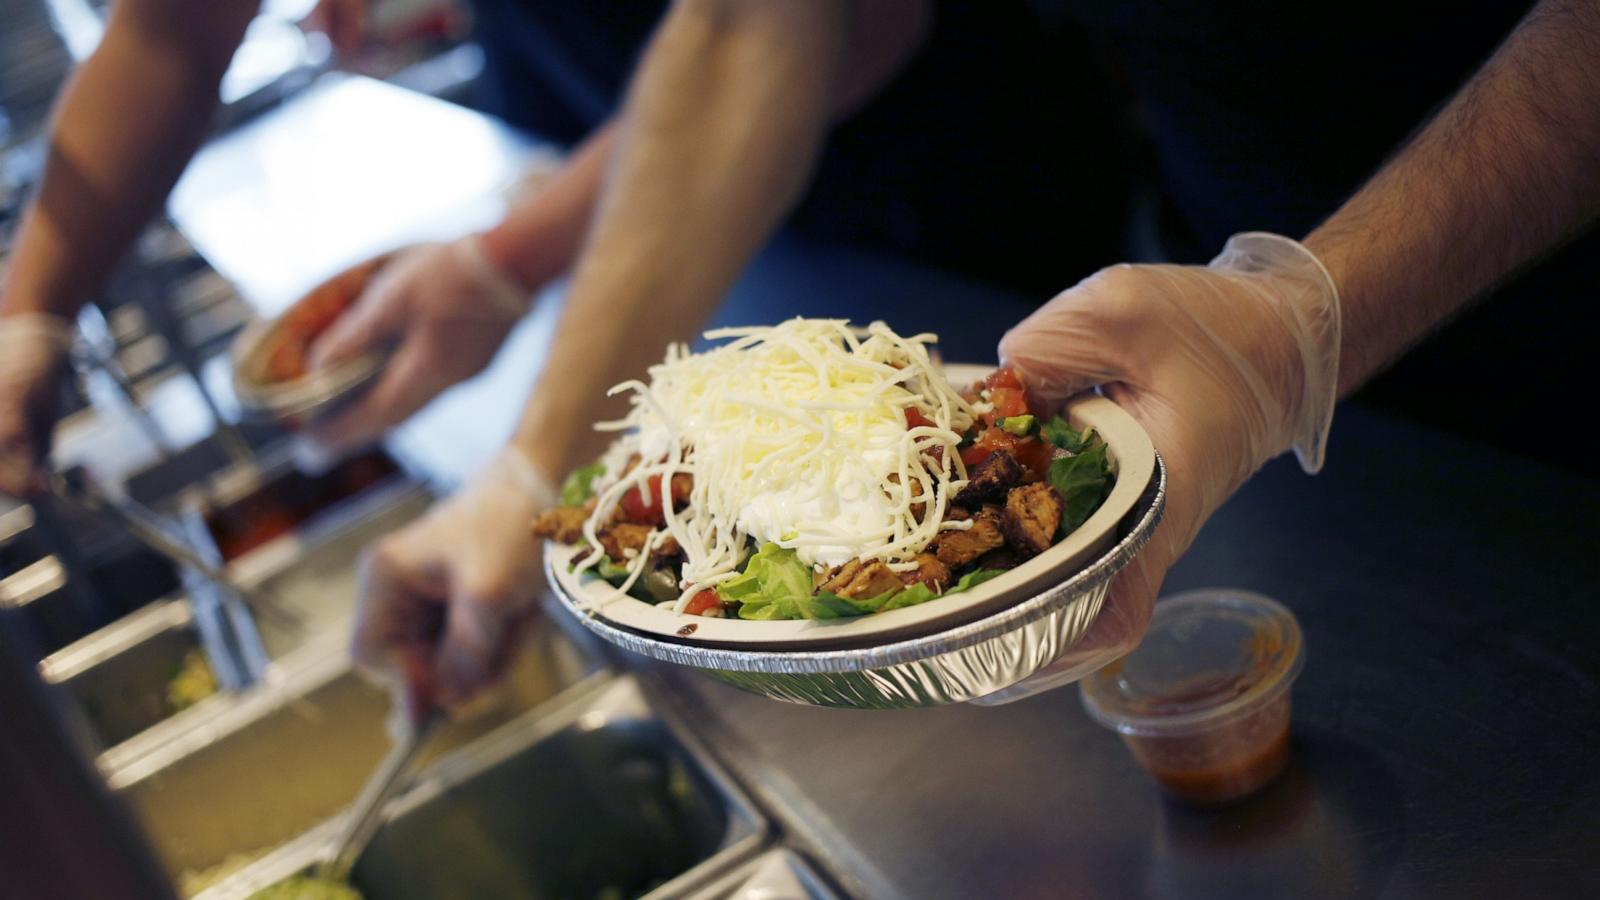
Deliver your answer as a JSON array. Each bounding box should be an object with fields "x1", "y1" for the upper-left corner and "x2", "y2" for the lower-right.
[
  {"x1": 688, "y1": 849, "x2": 842, "y2": 900},
  {"x1": 319, "y1": 713, "x2": 441, "y2": 883},
  {"x1": 547, "y1": 457, "x2": 1163, "y2": 710},
  {"x1": 168, "y1": 74, "x2": 540, "y2": 315},
  {"x1": 1, "y1": 498, "x2": 184, "y2": 656},
  {"x1": 38, "y1": 477, "x2": 431, "y2": 759},
  {"x1": 41, "y1": 599, "x2": 230, "y2": 751},
  {"x1": 47, "y1": 469, "x2": 266, "y2": 691},
  {"x1": 202, "y1": 675, "x2": 768, "y2": 900},
  {"x1": 224, "y1": 480, "x2": 434, "y2": 633},
  {"x1": 105, "y1": 621, "x2": 593, "y2": 895},
  {"x1": 47, "y1": 468, "x2": 239, "y2": 597},
  {"x1": 632, "y1": 406, "x2": 1600, "y2": 900},
  {"x1": 38, "y1": 596, "x2": 302, "y2": 753},
  {"x1": 7, "y1": 491, "x2": 117, "y2": 648},
  {"x1": 74, "y1": 302, "x2": 181, "y2": 456},
  {"x1": 0, "y1": 0, "x2": 76, "y2": 140}
]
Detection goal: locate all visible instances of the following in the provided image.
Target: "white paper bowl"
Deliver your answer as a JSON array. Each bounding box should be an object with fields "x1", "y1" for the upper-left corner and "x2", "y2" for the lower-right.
[
  {"x1": 547, "y1": 364, "x2": 1156, "y2": 651},
  {"x1": 230, "y1": 253, "x2": 393, "y2": 428}
]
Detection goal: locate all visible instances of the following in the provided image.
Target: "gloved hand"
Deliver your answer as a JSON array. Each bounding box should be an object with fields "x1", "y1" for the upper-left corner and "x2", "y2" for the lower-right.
[
  {"x1": 0, "y1": 314, "x2": 75, "y2": 498},
  {"x1": 979, "y1": 231, "x2": 1341, "y2": 702},
  {"x1": 300, "y1": 236, "x2": 534, "y2": 460},
  {"x1": 351, "y1": 445, "x2": 555, "y2": 724}
]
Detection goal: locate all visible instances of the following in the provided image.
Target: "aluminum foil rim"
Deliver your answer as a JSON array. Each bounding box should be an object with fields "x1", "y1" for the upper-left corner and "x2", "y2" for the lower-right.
[{"x1": 547, "y1": 452, "x2": 1166, "y2": 675}]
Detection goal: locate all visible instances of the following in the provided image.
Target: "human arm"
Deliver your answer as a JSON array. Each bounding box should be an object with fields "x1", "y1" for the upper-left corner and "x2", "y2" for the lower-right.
[
  {"x1": 0, "y1": 0, "x2": 256, "y2": 496},
  {"x1": 992, "y1": 0, "x2": 1600, "y2": 697},
  {"x1": 508, "y1": 0, "x2": 930, "y2": 481},
  {"x1": 301, "y1": 125, "x2": 618, "y2": 457},
  {"x1": 354, "y1": 0, "x2": 931, "y2": 717},
  {"x1": 309, "y1": 0, "x2": 928, "y2": 457},
  {"x1": 0, "y1": 0, "x2": 257, "y2": 321},
  {"x1": 1305, "y1": 0, "x2": 1600, "y2": 395}
]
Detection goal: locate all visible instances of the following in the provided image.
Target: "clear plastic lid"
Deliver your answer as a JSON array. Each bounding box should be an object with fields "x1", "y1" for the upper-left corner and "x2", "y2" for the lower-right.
[{"x1": 1080, "y1": 588, "x2": 1305, "y2": 736}]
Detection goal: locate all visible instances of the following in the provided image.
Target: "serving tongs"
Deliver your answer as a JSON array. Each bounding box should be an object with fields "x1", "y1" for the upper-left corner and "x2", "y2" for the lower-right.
[
  {"x1": 44, "y1": 468, "x2": 283, "y2": 689},
  {"x1": 319, "y1": 711, "x2": 442, "y2": 883}
]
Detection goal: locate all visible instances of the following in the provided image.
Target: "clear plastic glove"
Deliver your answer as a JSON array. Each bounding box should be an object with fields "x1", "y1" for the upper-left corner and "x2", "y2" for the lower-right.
[
  {"x1": 0, "y1": 314, "x2": 75, "y2": 498},
  {"x1": 299, "y1": 235, "x2": 533, "y2": 461},
  {"x1": 978, "y1": 232, "x2": 1341, "y2": 703},
  {"x1": 351, "y1": 445, "x2": 555, "y2": 724}
]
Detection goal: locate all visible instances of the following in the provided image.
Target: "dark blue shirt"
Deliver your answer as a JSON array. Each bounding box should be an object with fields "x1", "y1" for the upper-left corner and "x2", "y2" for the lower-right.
[{"x1": 1037, "y1": 1, "x2": 1534, "y2": 251}]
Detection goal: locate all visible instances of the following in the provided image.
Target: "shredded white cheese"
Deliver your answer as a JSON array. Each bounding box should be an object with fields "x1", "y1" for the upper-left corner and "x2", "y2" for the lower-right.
[{"x1": 577, "y1": 319, "x2": 978, "y2": 610}]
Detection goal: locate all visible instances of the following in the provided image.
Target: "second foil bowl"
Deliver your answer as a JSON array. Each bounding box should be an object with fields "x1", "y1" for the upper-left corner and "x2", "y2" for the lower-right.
[{"x1": 546, "y1": 453, "x2": 1165, "y2": 710}]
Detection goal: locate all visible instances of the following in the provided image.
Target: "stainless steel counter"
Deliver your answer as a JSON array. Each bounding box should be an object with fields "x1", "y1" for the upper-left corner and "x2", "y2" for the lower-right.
[{"x1": 632, "y1": 406, "x2": 1600, "y2": 900}]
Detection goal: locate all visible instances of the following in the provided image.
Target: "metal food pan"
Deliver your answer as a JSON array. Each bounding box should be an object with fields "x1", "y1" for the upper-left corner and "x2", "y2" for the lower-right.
[
  {"x1": 1, "y1": 518, "x2": 182, "y2": 656},
  {"x1": 199, "y1": 676, "x2": 768, "y2": 900},
  {"x1": 103, "y1": 620, "x2": 595, "y2": 896},
  {"x1": 52, "y1": 602, "x2": 223, "y2": 749},
  {"x1": 548, "y1": 455, "x2": 1165, "y2": 710},
  {"x1": 686, "y1": 848, "x2": 844, "y2": 900},
  {"x1": 38, "y1": 475, "x2": 433, "y2": 756},
  {"x1": 222, "y1": 479, "x2": 435, "y2": 632},
  {"x1": 179, "y1": 445, "x2": 412, "y2": 572},
  {"x1": 39, "y1": 597, "x2": 299, "y2": 753}
]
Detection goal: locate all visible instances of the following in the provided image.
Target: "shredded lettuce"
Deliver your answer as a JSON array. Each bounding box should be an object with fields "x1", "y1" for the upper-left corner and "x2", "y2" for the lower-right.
[
  {"x1": 719, "y1": 543, "x2": 814, "y2": 620},
  {"x1": 1041, "y1": 415, "x2": 1094, "y2": 452},
  {"x1": 721, "y1": 543, "x2": 1007, "y2": 621},
  {"x1": 1048, "y1": 440, "x2": 1112, "y2": 538},
  {"x1": 1040, "y1": 415, "x2": 1114, "y2": 537},
  {"x1": 596, "y1": 556, "x2": 632, "y2": 581},
  {"x1": 560, "y1": 460, "x2": 607, "y2": 507}
]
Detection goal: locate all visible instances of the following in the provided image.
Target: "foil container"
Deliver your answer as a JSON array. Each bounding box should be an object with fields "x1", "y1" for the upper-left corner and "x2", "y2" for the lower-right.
[{"x1": 547, "y1": 454, "x2": 1165, "y2": 710}]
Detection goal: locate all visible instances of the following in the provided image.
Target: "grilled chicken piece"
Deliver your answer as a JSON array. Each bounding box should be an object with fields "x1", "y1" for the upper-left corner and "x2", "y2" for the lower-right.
[
  {"x1": 652, "y1": 532, "x2": 684, "y2": 561},
  {"x1": 1001, "y1": 482, "x2": 1062, "y2": 557},
  {"x1": 597, "y1": 523, "x2": 650, "y2": 561},
  {"x1": 885, "y1": 473, "x2": 931, "y2": 519},
  {"x1": 935, "y1": 505, "x2": 1006, "y2": 568},
  {"x1": 954, "y1": 450, "x2": 1023, "y2": 508},
  {"x1": 669, "y1": 473, "x2": 694, "y2": 507},
  {"x1": 531, "y1": 506, "x2": 588, "y2": 544},
  {"x1": 973, "y1": 545, "x2": 1022, "y2": 572},
  {"x1": 597, "y1": 523, "x2": 682, "y2": 562},
  {"x1": 819, "y1": 559, "x2": 905, "y2": 600},
  {"x1": 900, "y1": 554, "x2": 952, "y2": 592}
]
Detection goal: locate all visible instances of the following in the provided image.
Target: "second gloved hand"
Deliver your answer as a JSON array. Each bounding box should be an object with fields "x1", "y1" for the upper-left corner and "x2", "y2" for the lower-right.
[
  {"x1": 0, "y1": 314, "x2": 75, "y2": 498},
  {"x1": 981, "y1": 232, "x2": 1342, "y2": 701},
  {"x1": 351, "y1": 446, "x2": 555, "y2": 724},
  {"x1": 302, "y1": 235, "x2": 535, "y2": 459}
]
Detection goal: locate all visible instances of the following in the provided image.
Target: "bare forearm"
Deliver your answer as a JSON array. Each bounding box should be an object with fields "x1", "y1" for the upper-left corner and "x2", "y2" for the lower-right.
[
  {"x1": 1305, "y1": 0, "x2": 1600, "y2": 396},
  {"x1": 478, "y1": 124, "x2": 617, "y2": 291},
  {"x1": 0, "y1": 0, "x2": 255, "y2": 319},
  {"x1": 513, "y1": 0, "x2": 928, "y2": 479}
]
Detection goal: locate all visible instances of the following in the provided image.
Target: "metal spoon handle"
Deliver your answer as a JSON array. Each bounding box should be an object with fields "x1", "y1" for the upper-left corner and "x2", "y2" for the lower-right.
[
  {"x1": 320, "y1": 713, "x2": 441, "y2": 882},
  {"x1": 48, "y1": 471, "x2": 228, "y2": 584},
  {"x1": 45, "y1": 470, "x2": 299, "y2": 628}
]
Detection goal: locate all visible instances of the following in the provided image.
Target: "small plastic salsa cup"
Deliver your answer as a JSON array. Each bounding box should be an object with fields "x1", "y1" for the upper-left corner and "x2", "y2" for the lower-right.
[{"x1": 1079, "y1": 589, "x2": 1305, "y2": 806}]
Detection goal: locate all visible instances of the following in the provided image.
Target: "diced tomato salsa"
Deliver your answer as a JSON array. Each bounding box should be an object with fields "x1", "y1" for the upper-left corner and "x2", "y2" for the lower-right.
[
  {"x1": 685, "y1": 589, "x2": 724, "y2": 617},
  {"x1": 958, "y1": 367, "x2": 1052, "y2": 477}
]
